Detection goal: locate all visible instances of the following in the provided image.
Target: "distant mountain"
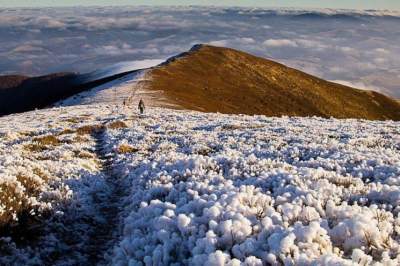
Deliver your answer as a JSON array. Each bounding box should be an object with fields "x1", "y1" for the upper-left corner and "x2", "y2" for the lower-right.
[
  {"x1": 0, "y1": 75, "x2": 30, "y2": 90},
  {"x1": 144, "y1": 44, "x2": 400, "y2": 120},
  {"x1": 0, "y1": 69, "x2": 140, "y2": 116},
  {"x1": 291, "y1": 13, "x2": 363, "y2": 22},
  {"x1": 0, "y1": 73, "x2": 78, "y2": 116}
]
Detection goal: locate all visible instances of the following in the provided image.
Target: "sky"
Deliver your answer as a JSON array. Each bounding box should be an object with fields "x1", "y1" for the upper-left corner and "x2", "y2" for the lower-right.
[{"x1": 0, "y1": 0, "x2": 400, "y2": 10}]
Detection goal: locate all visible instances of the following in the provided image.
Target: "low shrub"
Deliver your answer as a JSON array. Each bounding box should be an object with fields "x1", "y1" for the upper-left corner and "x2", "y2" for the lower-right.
[{"x1": 0, "y1": 182, "x2": 26, "y2": 227}]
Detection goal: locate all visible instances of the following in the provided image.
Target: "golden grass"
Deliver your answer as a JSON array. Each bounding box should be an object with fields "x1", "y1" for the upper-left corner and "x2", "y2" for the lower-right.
[
  {"x1": 24, "y1": 143, "x2": 47, "y2": 152},
  {"x1": 147, "y1": 45, "x2": 400, "y2": 120},
  {"x1": 33, "y1": 135, "x2": 60, "y2": 146},
  {"x1": 0, "y1": 183, "x2": 26, "y2": 226},
  {"x1": 19, "y1": 131, "x2": 37, "y2": 137},
  {"x1": 117, "y1": 144, "x2": 138, "y2": 154},
  {"x1": 35, "y1": 155, "x2": 53, "y2": 161},
  {"x1": 0, "y1": 172, "x2": 51, "y2": 235},
  {"x1": 330, "y1": 177, "x2": 357, "y2": 188},
  {"x1": 195, "y1": 148, "x2": 213, "y2": 156},
  {"x1": 64, "y1": 117, "x2": 81, "y2": 124},
  {"x1": 33, "y1": 167, "x2": 49, "y2": 181},
  {"x1": 57, "y1": 128, "x2": 75, "y2": 135},
  {"x1": 0, "y1": 172, "x2": 45, "y2": 227},
  {"x1": 74, "y1": 150, "x2": 95, "y2": 159},
  {"x1": 107, "y1": 120, "x2": 128, "y2": 129},
  {"x1": 221, "y1": 124, "x2": 243, "y2": 131},
  {"x1": 24, "y1": 135, "x2": 61, "y2": 152},
  {"x1": 73, "y1": 135, "x2": 89, "y2": 143},
  {"x1": 16, "y1": 173, "x2": 42, "y2": 196},
  {"x1": 76, "y1": 124, "x2": 104, "y2": 135}
]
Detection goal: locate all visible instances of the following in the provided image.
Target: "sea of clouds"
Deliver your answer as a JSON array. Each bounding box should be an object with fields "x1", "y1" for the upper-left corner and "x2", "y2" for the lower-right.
[{"x1": 0, "y1": 6, "x2": 399, "y2": 97}]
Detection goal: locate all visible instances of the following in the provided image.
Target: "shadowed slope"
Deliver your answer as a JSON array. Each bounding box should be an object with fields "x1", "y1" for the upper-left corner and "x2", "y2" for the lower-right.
[
  {"x1": 0, "y1": 70, "x2": 138, "y2": 116},
  {"x1": 146, "y1": 44, "x2": 400, "y2": 120}
]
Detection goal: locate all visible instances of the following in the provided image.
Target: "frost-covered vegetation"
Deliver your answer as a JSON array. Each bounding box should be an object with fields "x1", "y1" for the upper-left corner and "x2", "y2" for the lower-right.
[
  {"x1": 0, "y1": 106, "x2": 113, "y2": 264},
  {"x1": 1, "y1": 105, "x2": 400, "y2": 265},
  {"x1": 0, "y1": 114, "x2": 96, "y2": 226},
  {"x1": 105, "y1": 109, "x2": 400, "y2": 265}
]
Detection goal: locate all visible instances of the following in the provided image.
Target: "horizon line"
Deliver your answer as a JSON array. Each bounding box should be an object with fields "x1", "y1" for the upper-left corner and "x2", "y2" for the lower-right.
[{"x1": 1, "y1": 5, "x2": 399, "y2": 12}]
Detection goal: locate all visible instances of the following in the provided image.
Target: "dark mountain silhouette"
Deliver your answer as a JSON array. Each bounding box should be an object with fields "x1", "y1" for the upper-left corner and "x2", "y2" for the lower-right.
[
  {"x1": 0, "y1": 73, "x2": 77, "y2": 116},
  {"x1": 0, "y1": 69, "x2": 139, "y2": 116},
  {"x1": 0, "y1": 75, "x2": 30, "y2": 90},
  {"x1": 290, "y1": 13, "x2": 364, "y2": 22}
]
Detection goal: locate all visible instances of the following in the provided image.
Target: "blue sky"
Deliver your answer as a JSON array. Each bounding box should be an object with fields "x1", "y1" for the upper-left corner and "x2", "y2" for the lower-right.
[{"x1": 1, "y1": 0, "x2": 399, "y2": 10}]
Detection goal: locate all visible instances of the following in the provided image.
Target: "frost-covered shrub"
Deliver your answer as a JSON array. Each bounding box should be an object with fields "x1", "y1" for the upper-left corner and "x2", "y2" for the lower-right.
[
  {"x1": 0, "y1": 177, "x2": 27, "y2": 226},
  {"x1": 107, "y1": 108, "x2": 400, "y2": 265}
]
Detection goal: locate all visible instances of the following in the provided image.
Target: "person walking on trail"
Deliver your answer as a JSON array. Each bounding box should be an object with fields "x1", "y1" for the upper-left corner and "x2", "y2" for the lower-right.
[{"x1": 138, "y1": 98, "x2": 145, "y2": 114}]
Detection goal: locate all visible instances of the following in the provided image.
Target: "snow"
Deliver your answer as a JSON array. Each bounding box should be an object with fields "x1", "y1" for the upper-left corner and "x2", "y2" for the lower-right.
[
  {"x1": 57, "y1": 70, "x2": 180, "y2": 109},
  {"x1": 78, "y1": 59, "x2": 165, "y2": 84},
  {"x1": 0, "y1": 104, "x2": 400, "y2": 265}
]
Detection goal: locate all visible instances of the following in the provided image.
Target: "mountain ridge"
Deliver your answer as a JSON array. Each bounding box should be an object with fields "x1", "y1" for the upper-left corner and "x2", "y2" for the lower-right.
[{"x1": 144, "y1": 44, "x2": 400, "y2": 120}]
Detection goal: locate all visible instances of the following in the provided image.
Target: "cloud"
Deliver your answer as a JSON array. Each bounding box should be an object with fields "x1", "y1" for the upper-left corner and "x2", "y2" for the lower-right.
[
  {"x1": 94, "y1": 45, "x2": 124, "y2": 56},
  {"x1": 79, "y1": 17, "x2": 141, "y2": 31},
  {"x1": 208, "y1": 40, "x2": 229, "y2": 47},
  {"x1": 373, "y1": 57, "x2": 386, "y2": 64},
  {"x1": 105, "y1": 59, "x2": 165, "y2": 74},
  {"x1": 295, "y1": 39, "x2": 328, "y2": 50},
  {"x1": 208, "y1": 37, "x2": 255, "y2": 47},
  {"x1": 34, "y1": 16, "x2": 67, "y2": 29},
  {"x1": 238, "y1": 37, "x2": 255, "y2": 44},
  {"x1": 21, "y1": 60, "x2": 33, "y2": 67},
  {"x1": 0, "y1": 14, "x2": 66, "y2": 30},
  {"x1": 337, "y1": 46, "x2": 356, "y2": 54},
  {"x1": 94, "y1": 43, "x2": 160, "y2": 56},
  {"x1": 0, "y1": 6, "x2": 399, "y2": 98},
  {"x1": 329, "y1": 66, "x2": 345, "y2": 74},
  {"x1": 374, "y1": 48, "x2": 389, "y2": 55},
  {"x1": 162, "y1": 45, "x2": 186, "y2": 55},
  {"x1": 12, "y1": 45, "x2": 45, "y2": 53},
  {"x1": 263, "y1": 39, "x2": 298, "y2": 48}
]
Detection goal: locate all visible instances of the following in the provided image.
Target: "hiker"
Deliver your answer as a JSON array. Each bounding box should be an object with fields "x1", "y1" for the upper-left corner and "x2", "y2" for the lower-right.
[{"x1": 138, "y1": 98, "x2": 145, "y2": 114}]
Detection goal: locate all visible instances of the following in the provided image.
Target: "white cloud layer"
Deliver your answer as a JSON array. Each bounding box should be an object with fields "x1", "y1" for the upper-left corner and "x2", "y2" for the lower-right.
[
  {"x1": 0, "y1": 6, "x2": 399, "y2": 98},
  {"x1": 264, "y1": 39, "x2": 298, "y2": 47}
]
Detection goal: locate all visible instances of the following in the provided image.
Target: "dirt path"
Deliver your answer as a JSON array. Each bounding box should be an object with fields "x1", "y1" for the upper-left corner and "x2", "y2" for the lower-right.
[{"x1": 85, "y1": 125, "x2": 126, "y2": 265}]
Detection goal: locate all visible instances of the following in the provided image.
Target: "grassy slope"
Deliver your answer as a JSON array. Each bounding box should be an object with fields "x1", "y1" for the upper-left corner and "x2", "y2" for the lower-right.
[{"x1": 147, "y1": 45, "x2": 400, "y2": 120}]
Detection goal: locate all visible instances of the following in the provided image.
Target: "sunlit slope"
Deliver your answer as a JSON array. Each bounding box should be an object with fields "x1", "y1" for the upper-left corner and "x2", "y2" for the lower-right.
[{"x1": 146, "y1": 44, "x2": 400, "y2": 120}]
